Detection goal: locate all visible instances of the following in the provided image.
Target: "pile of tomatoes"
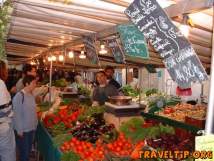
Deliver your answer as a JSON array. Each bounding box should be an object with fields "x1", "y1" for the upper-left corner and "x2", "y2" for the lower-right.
[
  {"x1": 106, "y1": 133, "x2": 133, "y2": 157},
  {"x1": 60, "y1": 132, "x2": 146, "y2": 161},
  {"x1": 43, "y1": 108, "x2": 81, "y2": 128},
  {"x1": 60, "y1": 137, "x2": 105, "y2": 160}
]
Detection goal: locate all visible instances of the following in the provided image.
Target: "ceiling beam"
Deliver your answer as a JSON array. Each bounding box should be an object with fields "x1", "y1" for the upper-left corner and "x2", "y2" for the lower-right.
[
  {"x1": 165, "y1": 0, "x2": 213, "y2": 18},
  {"x1": 14, "y1": 2, "x2": 127, "y2": 24},
  {"x1": 101, "y1": 0, "x2": 129, "y2": 7}
]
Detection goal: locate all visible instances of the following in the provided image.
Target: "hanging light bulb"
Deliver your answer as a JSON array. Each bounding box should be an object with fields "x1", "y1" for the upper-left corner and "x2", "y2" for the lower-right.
[
  {"x1": 48, "y1": 56, "x2": 52, "y2": 62},
  {"x1": 79, "y1": 50, "x2": 86, "y2": 59},
  {"x1": 179, "y1": 24, "x2": 189, "y2": 38},
  {"x1": 99, "y1": 44, "x2": 107, "y2": 55},
  {"x1": 68, "y1": 51, "x2": 74, "y2": 58},
  {"x1": 30, "y1": 61, "x2": 35, "y2": 65},
  {"x1": 59, "y1": 55, "x2": 64, "y2": 62},
  {"x1": 51, "y1": 55, "x2": 56, "y2": 61}
]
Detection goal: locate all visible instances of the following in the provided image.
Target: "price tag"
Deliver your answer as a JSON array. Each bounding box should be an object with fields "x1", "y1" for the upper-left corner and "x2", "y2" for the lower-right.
[{"x1": 195, "y1": 135, "x2": 214, "y2": 161}]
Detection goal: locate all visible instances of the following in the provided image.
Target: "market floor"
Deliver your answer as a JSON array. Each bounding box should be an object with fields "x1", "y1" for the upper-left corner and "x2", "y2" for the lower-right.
[{"x1": 16, "y1": 150, "x2": 43, "y2": 161}]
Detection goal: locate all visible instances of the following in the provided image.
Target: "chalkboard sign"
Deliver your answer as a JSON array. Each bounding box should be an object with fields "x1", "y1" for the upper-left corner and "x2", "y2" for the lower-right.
[
  {"x1": 125, "y1": 0, "x2": 208, "y2": 88},
  {"x1": 117, "y1": 24, "x2": 149, "y2": 59},
  {"x1": 107, "y1": 38, "x2": 126, "y2": 64},
  {"x1": 82, "y1": 35, "x2": 98, "y2": 64},
  {"x1": 145, "y1": 64, "x2": 156, "y2": 73}
]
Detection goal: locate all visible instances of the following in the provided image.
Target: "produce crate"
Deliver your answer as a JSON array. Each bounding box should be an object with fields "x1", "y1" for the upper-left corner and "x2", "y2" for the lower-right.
[
  {"x1": 36, "y1": 122, "x2": 61, "y2": 161},
  {"x1": 141, "y1": 112, "x2": 202, "y2": 133}
]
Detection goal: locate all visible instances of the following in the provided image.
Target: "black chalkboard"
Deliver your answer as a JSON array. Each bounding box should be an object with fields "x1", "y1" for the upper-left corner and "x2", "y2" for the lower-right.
[
  {"x1": 82, "y1": 35, "x2": 98, "y2": 64},
  {"x1": 107, "y1": 38, "x2": 126, "y2": 64},
  {"x1": 125, "y1": 0, "x2": 208, "y2": 88}
]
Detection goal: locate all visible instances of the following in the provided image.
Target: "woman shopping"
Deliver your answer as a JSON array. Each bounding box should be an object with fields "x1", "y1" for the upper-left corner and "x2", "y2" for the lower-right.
[
  {"x1": 13, "y1": 75, "x2": 38, "y2": 161},
  {"x1": 0, "y1": 60, "x2": 16, "y2": 161}
]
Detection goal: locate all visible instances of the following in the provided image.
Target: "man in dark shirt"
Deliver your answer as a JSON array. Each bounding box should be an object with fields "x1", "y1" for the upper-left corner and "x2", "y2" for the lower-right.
[
  {"x1": 92, "y1": 71, "x2": 119, "y2": 106},
  {"x1": 104, "y1": 66, "x2": 121, "y2": 90}
]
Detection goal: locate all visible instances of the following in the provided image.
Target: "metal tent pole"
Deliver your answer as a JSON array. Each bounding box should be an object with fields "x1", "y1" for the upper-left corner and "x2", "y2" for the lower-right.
[
  {"x1": 205, "y1": 6, "x2": 214, "y2": 134},
  {"x1": 49, "y1": 58, "x2": 53, "y2": 104}
]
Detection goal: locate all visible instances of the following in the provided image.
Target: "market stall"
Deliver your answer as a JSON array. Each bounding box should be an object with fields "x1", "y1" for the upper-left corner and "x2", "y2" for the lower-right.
[{"x1": 1, "y1": 0, "x2": 213, "y2": 161}]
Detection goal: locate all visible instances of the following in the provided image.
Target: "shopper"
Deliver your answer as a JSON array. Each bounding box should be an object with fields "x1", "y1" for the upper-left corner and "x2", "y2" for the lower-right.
[
  {"x1": 92, "y1": 71, "x2": 119, "y2": 106},
  {"x1": 16, "y1": 64, "x2": 37, "y2": 92},
  {"x1": 70, "y1": 74, "x2": 84, "y2": 93},
  {"x1": 105, "y1": 66, "x2": 121, "y2": 89},
  {"x1": 0, "y1": 60, "x2": 16, "y2": 161},
  {"x1": 13, "y1": 75, "x2": 38, "y2": 161}
]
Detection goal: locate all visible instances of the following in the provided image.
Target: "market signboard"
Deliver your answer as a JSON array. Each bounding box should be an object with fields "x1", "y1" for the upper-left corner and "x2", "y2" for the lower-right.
[
  {"x1": 117, "y1": 24, "x2": 149, "y2": 59},
  {"x1": 82, "y1": 35, "x2": 98, "y2": 64},
  {"x1": 107, "y1": 38, "x2": 126, "y2": 64},
  {"x1": 124, "y1": 0, "x2": 208, "y2": 88}
]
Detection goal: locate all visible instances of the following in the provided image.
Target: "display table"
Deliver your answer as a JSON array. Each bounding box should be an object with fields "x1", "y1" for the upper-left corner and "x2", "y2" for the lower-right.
[
  {"x1": 36, "y1": 122, "x2": 61, "y2": 161},
  {"x1": 141, "y1": 112, "x2": 202, "y2": 133}
]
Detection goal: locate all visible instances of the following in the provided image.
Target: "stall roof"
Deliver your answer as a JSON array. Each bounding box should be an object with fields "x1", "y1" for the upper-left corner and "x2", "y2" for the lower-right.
[{"x1": 6, "y1": 0, "x2": 213, "y2": 68}]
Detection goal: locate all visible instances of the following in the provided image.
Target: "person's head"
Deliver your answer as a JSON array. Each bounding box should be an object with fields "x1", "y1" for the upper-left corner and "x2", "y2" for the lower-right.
[
  {"x1": 0, "y1": 60, "x2": 8, "y2": 81},
  {"x1": 23, "y1": 75, "x2": 37, "y2": 92},
  {"x1": 96, "y1": 71, "x2": 107, "y2": 86},
  {"x1": 74, "y1": 75, "x2": 83, "y2": 84},
  {"x1": 23, "y1": 64, "x2": 37, "y2": 77},
  {"x1": 105, "y1": 66, "x2": 114, "y2": 79}
]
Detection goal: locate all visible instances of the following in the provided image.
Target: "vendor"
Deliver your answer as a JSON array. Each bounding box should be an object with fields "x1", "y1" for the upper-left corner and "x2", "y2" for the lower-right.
[
  {"x1": 70, "y1": 74, "x2": 84, "y2": 93},
  {"x1": 105, "y1": 66, "x2": 121, "y2": 90},
  {"x1": 92, "y1": 71, "x2": 119, "y2": 106}
]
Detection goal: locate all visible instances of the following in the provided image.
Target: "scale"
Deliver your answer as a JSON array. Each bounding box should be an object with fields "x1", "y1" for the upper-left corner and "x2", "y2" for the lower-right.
[
  {"x1": 105, "y1": 102, "x2": 145, "y2": 117},
  {"x1": 104, "y1": 101, "x2": 145, "y2": 130}
]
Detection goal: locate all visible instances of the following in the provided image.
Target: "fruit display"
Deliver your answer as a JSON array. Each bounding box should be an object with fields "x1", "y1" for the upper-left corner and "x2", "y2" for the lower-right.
[
  {"x1": 37, "y1": 97, "x2": 196, "y2": 161},
  {"x1": 157, "y1": 103, "x2": 206, "y2": 122},
  {"x1": 106, "y1": 133, "x2": 133, "y2": 157},
  {"x1": 60, "y1": 137, "x2": 105, "y2": 160},
  {"x1": 42, "y1": 104, "x2": 82, "y2": 136},
  {"x1": 70, "y1": 115, "x2": 116, "y2": 143},
  {"x1": 147, "y1": 133, "x2": 194, "y2": 152}
]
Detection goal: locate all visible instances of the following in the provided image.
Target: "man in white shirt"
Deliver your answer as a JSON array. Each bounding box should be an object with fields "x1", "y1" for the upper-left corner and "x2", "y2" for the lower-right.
[{"x1": 0, "y1": 60, "x2": 16, "y2": 161}]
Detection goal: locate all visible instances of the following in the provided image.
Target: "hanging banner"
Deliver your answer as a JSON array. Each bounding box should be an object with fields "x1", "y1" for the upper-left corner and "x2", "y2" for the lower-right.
[
  {"x1": 124, "y1": 0, "x2": 208, "y2": 89},
  {"x1": 117, "y1": 24, "x2": 149, "y2": 59},
  {"x1": 82, "y1": 35, "x2": 98, "y2": 64},
  {"x1": 107, "y1": 38, "x2": 126, "y2": 64}
]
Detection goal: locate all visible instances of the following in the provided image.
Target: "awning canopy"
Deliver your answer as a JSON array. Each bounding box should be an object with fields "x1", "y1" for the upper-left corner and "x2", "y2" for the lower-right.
[{"x1": 6, "y1": 0, "x2": 213, "y2": 68}]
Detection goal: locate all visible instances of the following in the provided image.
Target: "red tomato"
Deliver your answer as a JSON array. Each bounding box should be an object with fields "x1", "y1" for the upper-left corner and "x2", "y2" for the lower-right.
[{"x1": 107, "y1": 143, "x2": 113, "y2": 150}]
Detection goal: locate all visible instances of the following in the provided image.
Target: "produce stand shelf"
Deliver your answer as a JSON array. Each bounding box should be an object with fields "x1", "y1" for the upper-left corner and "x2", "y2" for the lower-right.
[
  {"x1": 141, "y1": 112, "x2": 202, "y2": 133},
  {"x1": 36, "y1": 122, "x2": 61, "y2": 161}
]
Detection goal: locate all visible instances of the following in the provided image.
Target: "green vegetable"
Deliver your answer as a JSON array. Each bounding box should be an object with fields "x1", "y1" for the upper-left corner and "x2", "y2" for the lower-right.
[
  {"x1": 0, "y1": 0, "x2": 13, "y2": 60},
  {"x1": 48, "y1": 122, "x2": 68, "y2": 137},
  {"x1": 144, "y1": 88, "x2": 158, "y2": 96},
  {"x1": 60, "y1": 152, "x2": 80, "y2": 161},
  {"x1": 37, "y1": 102, "x2": 52, "y2": 112},
  {"x1": 53, "y1": 134, "x2": 72, "y2": 147},
  {"x1": 78, "y1": 85, "x2": 91, "y2": 97},
  {"x1": 120, "y1": 118, "x2": 174, "y2": 142},
  {"x1": 78, "y1": 105, "x2": 105, "y2": 122},
  {"x1": 147, "y1": 93, "x2": 181, "y2": 114},
  {"x1": 121, "y1": 85, "x2": 139, "y2": 97},
  {"x1": 52, "y1": 78, "x2": 68, "y2": 87}
]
